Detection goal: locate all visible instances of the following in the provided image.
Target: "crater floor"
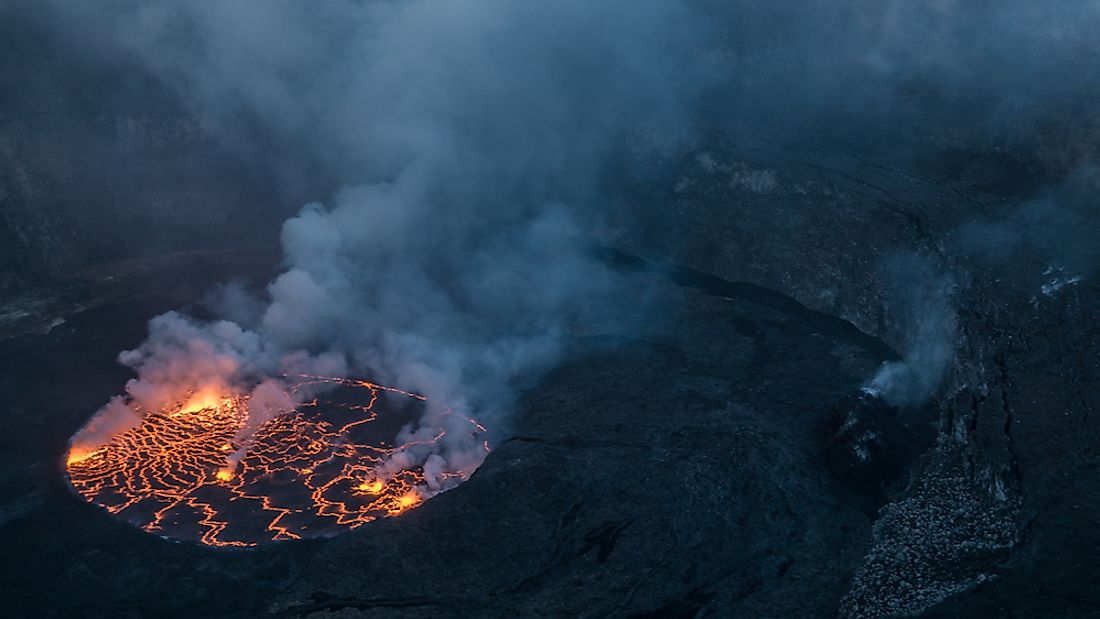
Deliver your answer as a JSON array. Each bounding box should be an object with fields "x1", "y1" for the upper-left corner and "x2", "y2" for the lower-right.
[{"x1": 0, "y1": 253, "x2": 895, "y2": 618}]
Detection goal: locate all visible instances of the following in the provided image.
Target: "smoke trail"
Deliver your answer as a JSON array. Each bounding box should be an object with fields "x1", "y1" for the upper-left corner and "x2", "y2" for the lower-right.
[
  {"x1": 51, "y1": 0, "x2": 1100, "y2": 459},
  {"x1": 864, "y1": 254, "x2": 957, "y2": 407},
  {"x1": 62, "y1": 1, "x2": 718, "y2": 484}
]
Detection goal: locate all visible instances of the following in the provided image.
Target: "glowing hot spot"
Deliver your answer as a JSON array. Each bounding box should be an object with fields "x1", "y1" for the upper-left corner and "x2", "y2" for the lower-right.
[
  {"x1": 66, "y1": 447, "x2": 102, "y2": 467},
  {"x1": 65, "y1": 376, "x2": 488, "y2": 547},
  {"x1": 358, "y1": 480, "x2": 384, "y2": 494},
  {"x1": 181, "y1": 390, "x2": 224, "y2": 414}
]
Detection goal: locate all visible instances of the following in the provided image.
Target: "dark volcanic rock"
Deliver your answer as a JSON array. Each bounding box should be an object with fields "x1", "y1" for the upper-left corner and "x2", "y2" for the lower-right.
[
  {"x1": 0, "y1": 255, "x2": 894, "y2": 618},
  {"x1": 3, "y1": 126, "x2": 1097, "y2": 616},
  {"x1": 271, "y1": 263, "x2": 893, "y2": 618},
  {"x1": 613, "y1": 133, "x2": 1100, "y2": 616},
  {"x1": 0, "y1": 4, "x2": 295, "y2": 293},
  {"x1": 821, "y1": 392, "x2": 935, "y2": 499},
  {"x1": 0, "y1": 255, "x2": 292, "y2": 619},
  {"x1": 3, "y1": 15, "x2": 1098, "y2": 610}
]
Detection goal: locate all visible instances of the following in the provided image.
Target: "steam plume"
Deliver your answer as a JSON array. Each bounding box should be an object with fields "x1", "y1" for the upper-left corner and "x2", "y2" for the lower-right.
[
  {"x1": 63, "y1": 1, "x2": 718, "y2": 477},
  {"x1": 864, "y1": 254, "x2": 957, "y2": 407},
  {"x1": 48, "y1": 0, "x2": 1100, "y2": 456}
]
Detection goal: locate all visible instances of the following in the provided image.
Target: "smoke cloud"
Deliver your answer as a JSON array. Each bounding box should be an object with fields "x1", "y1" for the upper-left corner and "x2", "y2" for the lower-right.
[
  {"x1": 45, "y1": 0, "x2": 1100, "y2": 469},
  {"x1": 864, "y1": 254, "x2": 957, "y2": 408},
  {"x1": 59, "y1": 0, "x2": 719, "y2": 482},
  {"x1": 693, "y1": 0, "x2": 1100, "y2": 167}
]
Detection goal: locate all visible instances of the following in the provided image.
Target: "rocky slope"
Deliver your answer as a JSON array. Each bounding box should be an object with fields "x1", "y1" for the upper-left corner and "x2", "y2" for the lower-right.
[
  {"x1": 612, "y1": 131, "x2": 1100, "y2": 616},
  {"x1": 0, "y1": 3, "x2": 292, "y2": 294},
  {"x1": 1, "y1": 7, "x2": 1097, "y2": 613}
]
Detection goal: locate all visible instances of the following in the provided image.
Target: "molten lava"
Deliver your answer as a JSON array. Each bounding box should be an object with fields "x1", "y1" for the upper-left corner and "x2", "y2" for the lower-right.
[
  {"x1": 65, "y1": 376, "x2": 488, "y2": 547},
  {"x1": 66, "y1": 447, "x2": 104, "y2": 467}
]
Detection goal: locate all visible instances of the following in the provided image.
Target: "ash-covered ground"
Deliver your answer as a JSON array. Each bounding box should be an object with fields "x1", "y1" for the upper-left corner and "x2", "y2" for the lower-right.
[{"x1": 3, "y1": 2, "x2": 1100, "y2": 618}]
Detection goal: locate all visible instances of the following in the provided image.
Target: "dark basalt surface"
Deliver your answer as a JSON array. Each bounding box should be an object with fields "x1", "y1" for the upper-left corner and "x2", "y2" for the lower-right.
[
  {"x1": 822, "y1": 392, "x2": 933, "y2": 499},
  {"x1": 613, "y1": 135, "x2": 1100, "y2": 617},
  {"x1": 1, "y1": 130, "x2": 1097, "y2": 616},
  {"x1": 0, "y1": 253, "x2": 897, "y2": 618},
  {"x1": 1, "y1": 136, "x2": 1098, "y2": 616},
  {"x1": 2, "y1": 17, "x2": 1097, "y2": 611}
]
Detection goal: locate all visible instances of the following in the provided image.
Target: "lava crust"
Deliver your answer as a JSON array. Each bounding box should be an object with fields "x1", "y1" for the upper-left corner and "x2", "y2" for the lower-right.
[{"x1": 66, "y1": 376, "x2": 488, "y2": 547}]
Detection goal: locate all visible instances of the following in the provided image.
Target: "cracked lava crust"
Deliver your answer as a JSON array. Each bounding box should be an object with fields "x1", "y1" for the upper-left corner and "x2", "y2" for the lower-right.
[{"x1": 65, "y1": 375, "x2": 489, "y2": 547}]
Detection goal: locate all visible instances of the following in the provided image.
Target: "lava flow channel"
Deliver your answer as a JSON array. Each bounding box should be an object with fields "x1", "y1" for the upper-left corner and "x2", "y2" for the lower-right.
[{"x1": 65, "y1": 376, "x2": 489, "y2": 547}]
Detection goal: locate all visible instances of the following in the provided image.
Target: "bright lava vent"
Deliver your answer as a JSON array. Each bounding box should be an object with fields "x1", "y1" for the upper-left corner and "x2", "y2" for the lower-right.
[{"x1": 65, "y1": 376, "x2": 488, "y2": 547}]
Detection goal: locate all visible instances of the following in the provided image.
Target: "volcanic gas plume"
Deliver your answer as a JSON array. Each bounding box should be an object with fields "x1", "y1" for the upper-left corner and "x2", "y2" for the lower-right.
[
  {"x1": 53, "y1": 0, "x2": 711, "y2": 549},
  {"x1": 66, "y1": 375, "x2": 488, "y2": 547}
]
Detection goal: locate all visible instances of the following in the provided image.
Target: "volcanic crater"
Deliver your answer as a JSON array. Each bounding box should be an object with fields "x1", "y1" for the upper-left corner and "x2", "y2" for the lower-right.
[{"x1": 66, "y1": 376, "x2": 488, "y2": 547}]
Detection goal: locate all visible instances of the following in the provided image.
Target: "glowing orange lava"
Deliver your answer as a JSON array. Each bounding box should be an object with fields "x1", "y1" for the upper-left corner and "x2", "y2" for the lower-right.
[
  {"x1": 66, "y1": 447, "x2": 104, "y2": 467},
  {"x1": 357, "y1": 480, "x2": 384, "y2": 493},
  {"x1": 65, "y1": 376, "x2": 488, "y2": 547}
]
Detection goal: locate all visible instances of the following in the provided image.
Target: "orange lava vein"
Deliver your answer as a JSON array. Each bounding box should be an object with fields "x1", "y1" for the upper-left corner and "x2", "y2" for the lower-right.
[{"x1": 66, "y1": 376, "x2": 487, "y2": 546}]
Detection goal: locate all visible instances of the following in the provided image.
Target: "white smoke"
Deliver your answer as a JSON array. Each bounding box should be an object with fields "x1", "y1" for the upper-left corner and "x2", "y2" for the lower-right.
[
  {"x1": 41, "y1": 0, "x2": 1098, "y2": 467},
  {"x1": 62, "y1": 1, "x2": 718, "y2": 480},
  {"x1": 865, "y1": 254, "x2": 957, "y2": 407}
]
